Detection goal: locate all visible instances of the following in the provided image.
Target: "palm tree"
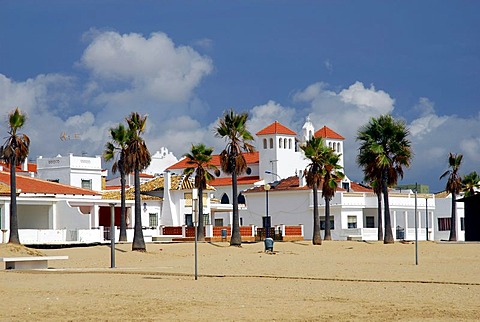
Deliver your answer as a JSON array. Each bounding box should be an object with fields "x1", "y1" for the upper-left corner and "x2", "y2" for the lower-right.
[
  {"x1": 301, "y1": 136, "x2": 329, "y2": 245},
  {"x1": 321, "y1": 149, "x2": 344, "y2": 240},
  {"x1": 440, "y1": 153, "x2": 463, "y2": 241},
  {"x1": 462, "y1": 171, "x2": 480, "y2": 197},
  {"x1": 1, "y1": 108, "x2": 30, "y2": 244},
  {"x1": 103, "y1": 123, "x2": 130, "y2": 242},
  {"x1": 214, "y1": 109, "x2": 255, "y2": 246},
  {"x1": 369, "y1": 179, "x2": 384, "y2": 241},
  {"x1": 357, "y1": 115, "x2": 412, "y2": 244},
  {"x1": 124, "y1": 112, "x2": 151, "y2": 251},
  {"x1": 183, "y1": 144, "x2": 218, "y2": 241}
]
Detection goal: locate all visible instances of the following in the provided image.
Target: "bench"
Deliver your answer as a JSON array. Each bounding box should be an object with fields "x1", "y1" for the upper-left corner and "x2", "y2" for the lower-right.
[
  {"x1": 0, "y1": 256, "x2": 69, "y2": 270},
  {"x1": 347, "y1": 235, "x2": 363, "y2": 241}
]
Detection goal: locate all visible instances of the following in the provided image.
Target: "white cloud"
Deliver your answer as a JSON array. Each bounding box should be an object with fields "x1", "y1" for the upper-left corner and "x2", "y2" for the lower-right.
[
  {"x1": 81, "y1": 31, "x2": 213, "y2": 104},
  {"x1": 324, "y1": 59, "x2": 333, "y2": 73}
]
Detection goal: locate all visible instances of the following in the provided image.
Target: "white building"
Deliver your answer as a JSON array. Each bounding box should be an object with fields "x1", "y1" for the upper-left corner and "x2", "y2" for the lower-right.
[{"x1": 36, "y1": 154, "x2": 104, "y2": 192}]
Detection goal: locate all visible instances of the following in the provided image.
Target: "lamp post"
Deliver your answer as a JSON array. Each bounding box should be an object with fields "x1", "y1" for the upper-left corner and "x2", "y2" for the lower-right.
[
  {"x1": 414, "y1": 183, "x2": 418, "y2": 266},
  {"x1": 264, "y1": 183, "x2": 271, "y2": 239},
  {"x1": 109, "y1": 203, "x2": 116, "y2": 269},
  {"x1": 425, "y1": 195, "x2": 429, "y2": 241},
  {"x1": 265, "y1": 170, "x2": 281, "y2": 181},
  {"x1": 192, "y1": 188, "x2": 198, "y2": 280}
]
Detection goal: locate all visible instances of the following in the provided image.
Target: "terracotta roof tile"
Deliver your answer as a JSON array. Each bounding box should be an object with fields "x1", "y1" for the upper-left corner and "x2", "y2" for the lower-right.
[
  {"x1": 209, "y1": 176, "x2": 261, "y2": 187},
  {"x1": 0, "y1": 171, "x2": 98, "y2": 195},
  {"x1": 256, "y1": 121, "x2": 296, "y2": 136},
  {"x1": 314, "y1": 126, "x2": 344, "y2": 140},
  {"x1": 244, "y1": 176, "x2": 372, "y2": 193},
  {"x1": 167, "y1": 152, "x2": 259, "y2": 170}
]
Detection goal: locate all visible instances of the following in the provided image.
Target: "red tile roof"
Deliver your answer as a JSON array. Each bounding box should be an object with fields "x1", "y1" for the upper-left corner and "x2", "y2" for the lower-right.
[
  {"x1": 0, "y1": 162, "x2": 37, "y2": 173},
  {"x1": 208, "y1": 176, "x2": 261, "y2": 187},
  {"x1": 167, "y1": 152, "x2": 259, "y2": 170},
  {"x1": 0, "y1": 172, "x2": 99, "y2": 195},
  {"x1": 244, "y1": 176, "x2": 372, "y2": 193},
  {"x1": 314, "y1": 126, "x2": 344, "y2": 140},
  {"x1": 256, "y1": 121, "x2": 296, "y2": 136}
]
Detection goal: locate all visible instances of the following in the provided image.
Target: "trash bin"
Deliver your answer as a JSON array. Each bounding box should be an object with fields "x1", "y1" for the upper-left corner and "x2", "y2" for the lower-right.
[
  {"x1": 264, "y1": 237, "x2": 274, "y2": 252},
  {"x1": 221, "y1": 229, "x2": 227, "y2": 241},
  {"x1": 396, "y1": 226, "x2": 405, "y2": 240}
]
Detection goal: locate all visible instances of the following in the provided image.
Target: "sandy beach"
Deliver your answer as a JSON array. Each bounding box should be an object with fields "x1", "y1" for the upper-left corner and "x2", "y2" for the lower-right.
[{"x1": 1, "y1": 240, "x2": 479, "y2": 321}]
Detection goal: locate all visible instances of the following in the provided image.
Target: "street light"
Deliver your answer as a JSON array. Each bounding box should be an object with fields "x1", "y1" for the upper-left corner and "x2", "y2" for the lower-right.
[
  {"x1": 265, "y1": 170, "x2": 281, "y2": 181},
  {"x1": 425, "y1": 195, "x2": 429, "y2": 241},
  {"x1": 264, "y1": 183, "x2": 271, "y2": 239}
]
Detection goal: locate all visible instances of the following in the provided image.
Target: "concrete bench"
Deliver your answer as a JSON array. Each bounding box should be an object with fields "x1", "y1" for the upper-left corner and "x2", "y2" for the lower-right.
[
  {"x1": 0, "y1": 256, "x2": 69, "y2": 270},
  {"x1": 347, "y1": 235, "x2": 363, "y2": 241}
]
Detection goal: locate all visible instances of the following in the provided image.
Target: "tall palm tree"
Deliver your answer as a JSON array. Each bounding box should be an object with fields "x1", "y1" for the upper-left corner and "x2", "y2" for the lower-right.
[
  {"x1": 369, "y1": 178, "x2": 383, "y2": 241},
  {"x1": 1, "y1": 108, "x2": 30, "y2": 244},
  {"x1": 103, "y1": 123, "x2": 130, "y2": 242},
  {"x1": 462, "y1": 171, "x2": 480, "y2": 197},
  {"x1": 357, "y1": 115, "x2": 412, "y2": 244},
  {"x1": 440, "y1": 153, "x2": 463, "y2": 241},
  {"x1": 124, "y1": 112, "x2": 151, "y2": 251},
  {"x1": 301, "y1": 136, "x2": 329, "y2": 245},
  {"x1": 215, "y1": 109, "x2": 255, "y2": 246},
  {"x1": 183, "y1": 144, "x2": 218, "y2": 241},
  {"x1": 321, "y1": 149, "x2": 344, "y2": 240}
]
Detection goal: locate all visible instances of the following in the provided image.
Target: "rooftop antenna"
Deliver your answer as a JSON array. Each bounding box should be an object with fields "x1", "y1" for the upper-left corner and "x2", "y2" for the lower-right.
[{"x1": 60, "y1": 132, "x2": 80, "y2": 141}]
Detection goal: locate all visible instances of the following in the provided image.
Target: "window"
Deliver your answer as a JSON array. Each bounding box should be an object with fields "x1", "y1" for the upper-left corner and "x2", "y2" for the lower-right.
[
  {"x1": 320, "y1": 217, "x2": 335, "y2": 230},
  {"x1": 284, "y1": 138, "x2": 287, "y2": 149},
  {"x1": 184, "y1": 192, "x2": 193, "y2": 207},
  {"x1": 47, "y1": 179, "x2": 60, "y2": 183},
  {"x1": 149, "y1": 213, "x2": 158, "y2": 227},
  {"x1": 348, "y1": 216, "x2": 357, "y2": 229},
  {"x1": 279, "y1": 138, "x2": 282, "y2": 148},
  {"x1": 337, "y1": 142, "x2": 341, "y2": 151},
  {"x1": 215, "y1": 218, "x2": 224, "y2": 226},
  {"x1": 289, "y1": 139, "x2": 292, "y2": 149},
  {"x1": 438, "y1": 217, "x2": 451, "y2": 231},
  {"x1": 342, "y1": 182, "x2": 350, "y2": 192},
  {"x1": 263, "y1": 138, "x2": 267, "y2": 149},
  {"x1": 238, "y1": 193, "x2": 246, "y2": 205},
  {"x1": 366, "y1": 216, "x2": 375, "y2": 228},
  {"x1": 202, "y1": 214, "x2": 210, "y2": 225},
  {"x1": 461, "y1": 217, "x2": 465, "y2": 231},
  {"x1": 269, "y1": 138, "x2": 273, "y2": 149},
  {"x1": 81, "y1": 179, "x2": 92, "y2": 190},
  {"x1": 221, "y1": 193, "x2": 230, "y2": 204}
]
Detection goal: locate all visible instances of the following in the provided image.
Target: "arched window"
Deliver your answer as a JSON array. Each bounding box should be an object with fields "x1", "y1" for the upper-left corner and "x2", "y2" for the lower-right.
[
  {"x1": 221, "y1": 193, "x2": 230, "y2": 204},
  {"x1": 263, "y1": 138, "x2": 267, "y2": 149},
  {"x1": 337, "y1": 142, "x2": 341, "y2": 151},
  {"x1": 238, "y1": 193, "x2": 246, "y2": 205},
  {"x1": 284, "y1": 138, "x2": 287, "y2": 149},
  {"x1": 288, "y1": 138, "x2": 292, "y2": 149},
  {"x1": 279, "y1": 138, "x2": 282, "y2": 148},
  {"x1": 333, "y1": 142, "x2": 336, "y2": 151},
  {"x1": 269, "y1": 138, "x2": 273, "y2": 149},
  {"x1": 329, "y1": 142, "x2": 332, "y2": 148},
  {"x1": 309, "y1": 130, "x2": 313, "y2": 139}
]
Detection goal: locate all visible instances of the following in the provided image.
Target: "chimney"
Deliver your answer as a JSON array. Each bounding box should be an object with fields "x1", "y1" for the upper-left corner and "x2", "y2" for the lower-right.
[
  {"x1": 164, "y1": 170, "x2": 171, "y2": 192},
  {"x1": 22, "y1": 158, "x2": 28, "y2": 172},
  {"x1": 298, "y1": 169, "x2": 306, "y2": 187}
]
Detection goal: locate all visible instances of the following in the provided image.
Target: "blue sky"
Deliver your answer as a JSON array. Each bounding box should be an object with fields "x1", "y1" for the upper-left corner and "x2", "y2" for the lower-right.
[{"x1": 1, "y1": 1, "x2": 479, "y2": 191}]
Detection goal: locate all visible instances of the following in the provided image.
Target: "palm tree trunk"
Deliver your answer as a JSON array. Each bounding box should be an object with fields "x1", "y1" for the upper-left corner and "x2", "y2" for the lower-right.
[
  {"x1": 132, "y1": 168, "x2": 146, "y2": 251},
  {"x1": 197, "y1": 185, "x2": 205, "y2": 241},
  {"x1": 377, "y1": 192, "x2": 383, "y2": 241},
  {"x1": 8, "y1": 156, "x2": 20, "y2": 244},
  {"x1": 382, "y1": 170, "x2": 394, "y2": 244},
  {"x1": 312, "y1": 183, "x2": 322, "y2": 245},
  {"x1": 119, "y1": 168, "x2": 127, "y2": 242},
  {"x1": 449, "y1": 193, "x2": 457, "y2": 241},
  {"x1": 324, "y1": 196, "x2": 332, "y2": 240},
  {"x1": 230, "y1": 168, "x2": 242, "y2": 246}
]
